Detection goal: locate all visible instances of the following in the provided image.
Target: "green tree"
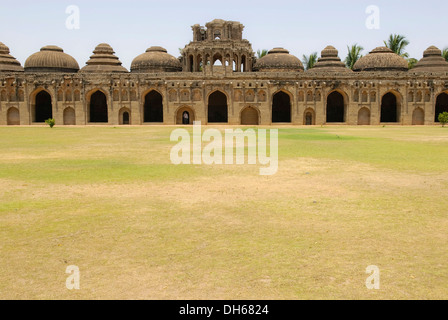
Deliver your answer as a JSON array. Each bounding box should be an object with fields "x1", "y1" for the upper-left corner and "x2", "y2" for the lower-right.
[
  {"x1": 384, "y1": 34, "x2": 410, "y2": 58},
  {"x1": 407, "y1": 58, "x2": 418, "y2": 69},
  {"x1": 257, "y1": 49, "x2": 268, "y2": 59},
  {"x1": 45, "y1": 118, "x2": 55, "y2": 129},
  {"x1": 439, "y1": 112, "x2": 448, "y2": 127},
  {"x1": 302, "y1": 52, "x2": 318, "y2": 70},
  {"x1": 442, "y1": 48, "x2": 448, "y2": 62},
  {"x1": 345, "y1": 44, "x2": 364, "y2": 70}
]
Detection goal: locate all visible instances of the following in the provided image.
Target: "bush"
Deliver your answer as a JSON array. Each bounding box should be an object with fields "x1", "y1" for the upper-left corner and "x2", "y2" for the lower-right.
[
  {"x1": 439, "y1": 112, "x2": 448, "y2": 127},
  {"x1": 45, "y1": 118, "x2": 56, "y2": 129}
]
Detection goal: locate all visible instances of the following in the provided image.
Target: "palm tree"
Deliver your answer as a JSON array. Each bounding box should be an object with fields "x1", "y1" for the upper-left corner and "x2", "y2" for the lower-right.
[
  {"x1": 257, "y1": 49, "x2": 268, "y2": 59},
  {"x1": 302, "y1": 52, "x2": 318, "y2": 70},
  {"x1": 345, "y1": 44, "x2": 364, "y2": 70},
  {"x1": 407, "y1": 58, "x2": 418, "y2": 69},
  {"x1": 443, "y1": 48, "x2": 448, "y2": 62},
  {"x1": 384, "y1": 34, "x2": 410, "y2": 58}
]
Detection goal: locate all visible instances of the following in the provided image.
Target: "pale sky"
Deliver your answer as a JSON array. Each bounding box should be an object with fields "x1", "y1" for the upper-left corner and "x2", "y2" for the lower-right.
[{"x1": 1, "y1": 0, "x2": 447, "y2": 70}]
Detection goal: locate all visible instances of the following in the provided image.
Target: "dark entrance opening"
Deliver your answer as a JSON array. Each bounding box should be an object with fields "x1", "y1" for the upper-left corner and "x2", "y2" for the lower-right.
[
  {"x1": 35, "y1": 91, "x2": 52, "y2": 122},
  {"x1": 326, "y1": 91, "x2": 345, "y2": 123},
  {"x1": 123, "y1": 112, "x2": 130, "y2": 125},
  {"x1": 144, "y1": 91, "x2": 163, "y2": 122},
  {"x1": 182, "y1": 111, "x2": 190, "y2": 125},
  {"x1": 89, "y1": 91, "x2": 108, "y2": 123},
  {"x1": 305, "y1": 112, "x2": 313, "y2": 125},
  {"x1": 208, "y1": 91, "x2": 228, "y2": 123},
  {"x1": 272, "y1": 91, "x2": 291, "y2": 123},
  {"x1": 435, "y1": 93, "x2": 448, "y2": 122},
  {"x1": 381, "y1": 93, "x2": 399, "y2": 123}
]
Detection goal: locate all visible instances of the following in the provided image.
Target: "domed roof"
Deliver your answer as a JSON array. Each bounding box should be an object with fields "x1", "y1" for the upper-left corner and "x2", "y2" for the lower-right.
[
  {"x1": 353, "y1": 47, "x2": 408, "y2": 72},
  {"x1": 254, "y1": 48, "x2": 304, "y2": 72},
  {"x1": 412, "y1": 46, "x2": 448, "y2": 73},
  {"x1": 131, "y1": 46, "x2": 181, "y2": 73},
  {"x1": 80, "y1": 43, "x2": 128, "y2": 73},
  {"x1": 25, "y1": 45, "x2": 79, "y2": 73},
  {"x1": 309, "y1": 46, "x2": 351, "y2": 73},
  {"x1": 0, "y1": 42, "x2": 24, "y2": 72}
]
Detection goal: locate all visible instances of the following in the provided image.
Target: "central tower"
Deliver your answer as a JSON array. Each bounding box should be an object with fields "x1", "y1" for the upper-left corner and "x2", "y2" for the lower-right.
[{"x1": 181, "y1": 19, "x2": 255, "y2": 74}]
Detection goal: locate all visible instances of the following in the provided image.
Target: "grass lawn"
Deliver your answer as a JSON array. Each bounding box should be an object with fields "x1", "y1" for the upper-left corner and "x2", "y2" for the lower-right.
[{"x1": 0, "y1": 125, "x2": 447, "y2": 300}]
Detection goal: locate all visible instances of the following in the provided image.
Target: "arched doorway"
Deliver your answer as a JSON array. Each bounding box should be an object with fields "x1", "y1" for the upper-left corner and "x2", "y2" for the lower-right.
[
  {"x1": 89, "y1": 91, "x2": 108, "y2": 123},
  {"x1": 144, "y1": 91, "x2": 163, "y2": 123},
  {"x1": 272, "y1": 91, "x2": 291, "y2": 123},
  {"x1": 435, "y1": 93, "x2": 448, "y2": 122},
  {"x1": 63, "y1": 107, "x2": 76, "y2": 125},
  {"x1": 381, "y1": 92, "x2": 399, "y2": 123},
  {"x1": 358, "y1": 108, "x2": 371, "y2": 125},
  {"x1": 241, "y1": 107, "x2": 259, "y2": 125},
  {"x1": 35, "y1": 91, "x2": 52, "y2": 122},
  {"x1": 7, "y1": 107, "x2": 20, "y2": 125},
  {"x1": 118, "y1": 108, "x2": 131, "y2": 125},
  {"x1": 304, "y1": 108, "x2": 315, "y2": 125},
  {"x1": 208, "y1": 91, "x2": 228, "y2": 123},
  {"x1": 326, "y1": 91, "x2": 345, "y2": 123},
  {"x1": 412, "y1": 108, "x2": 425, "y2": 125},
  {"x1": 176, "y1": 107, "x2": 195, "y2": 125}
]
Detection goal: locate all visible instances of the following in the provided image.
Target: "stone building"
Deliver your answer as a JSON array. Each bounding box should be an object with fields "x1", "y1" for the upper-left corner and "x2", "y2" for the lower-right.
[{"x1": 1, "y1": 19, "x2": 448, "y2": 126}]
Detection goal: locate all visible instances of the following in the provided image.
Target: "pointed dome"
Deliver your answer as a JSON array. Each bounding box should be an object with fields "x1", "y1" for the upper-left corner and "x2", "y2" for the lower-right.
[
  {"x1": 131, "y1": 46, "x2": 182, "y2": 73},
  {"x1": 412, "y1": 46, "x2": 448, "y2": 73},
  {"x1": 254, "y1": 48, "x2": 304, "y2": 72},
  {"x1": 353, "y1": 47, "x2": 408, "y2": 72},
  {"x1": 0, "y1": 42, "x2": 24, "y2": 72},
  {"x1": 25, "y1": 45, "x2": 79, "y2": 73},
  {"x1": 80, "y1": 43, "x2": 128, "y2": 73},
  {"x1": 309, "y1": 46, "x2": 351, "y2": 73}
]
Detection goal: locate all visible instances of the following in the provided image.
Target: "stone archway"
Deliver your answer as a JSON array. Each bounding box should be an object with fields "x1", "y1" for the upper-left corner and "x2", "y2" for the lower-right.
[
  {"x1": 326, "y1": 91, "x2": 345, "y2": 123},
  {"x1": 176, "y1": 106, "x2": 195, "y2": 125},
  {"x1": 435, "y1": 93, "x2": 448, "y2": 122},
  {"x1": 144, "y1": 90, "x2": 163, "y2": 123},
  {"x1": 7, "y1": 107, "x2": 20, "y2": 125},
  {"x1": 34, "y1": 90, "x2": 52, "y2": 123},
  {"x1": 208, "y1": 91, "x2": 228, "y2": 123},
  {"x1": 412, "y1": 108, "x2": 425, "y2": 125},
  {"x1": 241, "y1": 106, "x2": 259, "y2": 125},
  {"x1": 381, "y1": 92, "x2": 400, "y2": 123},
  {"x1": 63, "y1": 107, "x2": 76, "y2": 125},
  {"x1": 89, "y1": 91, "x2": 108, "y2": 123},
  {"x1": 303, "y1": 108, "x2": 315, "y2": 125},
  {"x1": 272, "y1": 91, "x2": 291, "y2": 123},
  {"x1": 119, "y1": 108, "x2": 131, "y2": 125},
  {"x1": 358, "y1": 108, "x2": 371, "y2": 125}
]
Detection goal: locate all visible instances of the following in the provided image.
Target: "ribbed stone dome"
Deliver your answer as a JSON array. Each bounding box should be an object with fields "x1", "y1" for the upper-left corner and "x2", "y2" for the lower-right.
[
  {"x1": 81, "y1": 43, "x2": 128, "y2": 73},
  {"x1": 412, "y1": 46, "x2": 448, "y2": 73},
  {"x1": 254, "y1": 48, "x2": 304, "y2": 72},
  {"x1": 131, "y1": 47, "x2": 181, "y2": 73},
  {"x1": 0, "y1": 42, "x2": 24, "y2": 72},
  {"x1": 309, "y1": 46, "x2": 351, "y2": 73},
  {"x1": 25, "y1": 45, "x2": 79, "y2": 73},
  {"x1": 353, "y1": 47, "x2": 408, "y2": 72}
]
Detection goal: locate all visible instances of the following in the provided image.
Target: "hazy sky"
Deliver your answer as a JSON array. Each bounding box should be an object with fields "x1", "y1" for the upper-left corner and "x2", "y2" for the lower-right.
[{"x1": 1, "y1": 0, "x2": 447, "y2": 70}]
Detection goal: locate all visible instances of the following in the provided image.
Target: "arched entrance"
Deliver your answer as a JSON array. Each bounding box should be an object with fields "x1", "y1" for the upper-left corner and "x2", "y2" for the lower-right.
[
  {"x1": 63, "y1": 107, "x2": 76, "y2": 125},
  {"x1": 435, "y1": 93, "x2": 448, "y2": 122},
  {"x1": 7, "y1": 107, "x2": 20, "y2": 125},
  {"x1": 89, "y1": 91, "x2": 108, "y2": 123},
  {"x1": 358, "y1": 108, "x2": 371, "y2": 125},
  {"x1": 119, "y1": 108, "x2": 131, "y2": 125},
  {"x1": 381, "y1": 92, "x2": 399, "y2": 123},
  {"x1": 304, "y1": 108, "x2": 315, "y2": 125},
  {"x1": 326, "y1": 91, "x2": 345, "y2": 123},
  {"x1": 241, "y1": 107, "x2": 259, "y2": 125},
  {"x1": 208, "y1": 91, "x2": 228, "y2": 123},
  {"x1": 412, "y1": 108, "x2": 425, "y2": 125},
  {"x1": 34, "y1": 91, "x2": 52, "y2": 122},
  {"x1": 144, "y1": 91, "x2": 163, "y2": 123},
  {"x1": 272, "y1": 91, "x2": 291, "y2": 123},
  {"x1": 176, "y1": 107, "x2": 195, "y2": 125}
]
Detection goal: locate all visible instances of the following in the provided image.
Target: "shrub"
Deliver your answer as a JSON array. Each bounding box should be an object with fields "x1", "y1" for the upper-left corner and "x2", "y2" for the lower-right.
[
  {"x1": 438, "y1": 112, "x2": 448, "y2": 127},
  {"x1": 45, "y1": 118, "x2": 56, "y2": 129}
]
